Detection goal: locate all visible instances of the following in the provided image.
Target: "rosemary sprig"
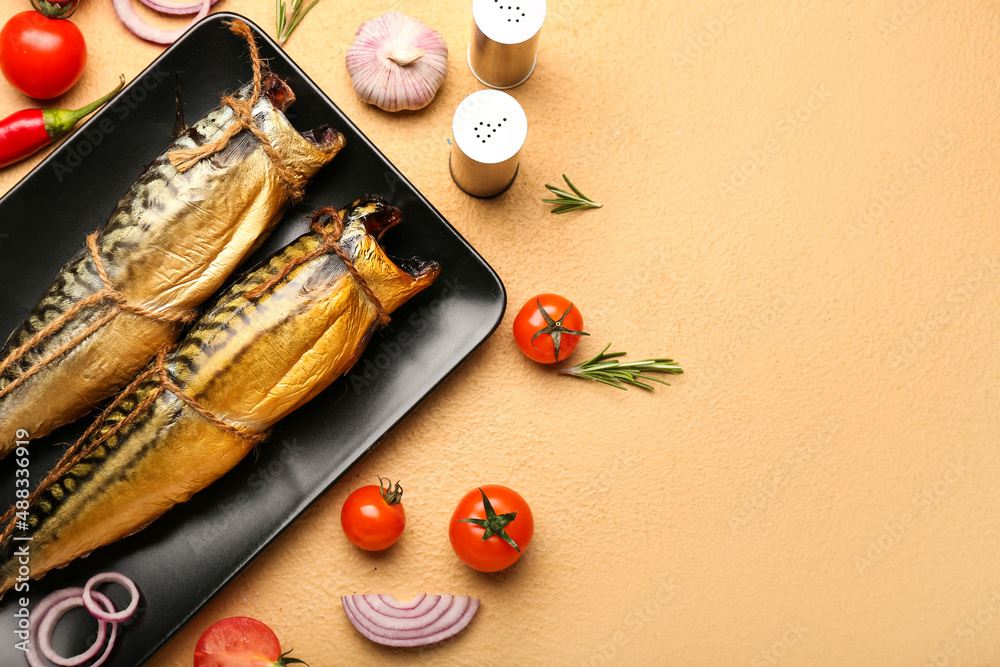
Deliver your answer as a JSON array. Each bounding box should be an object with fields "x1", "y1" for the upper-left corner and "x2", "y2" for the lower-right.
[
  {"x1": 543, "y1": 174, "x2": 603, "y2": 213},
  {"x1": 562, "y1": 343, "x2": 683, "y2": 391},
  {"x1": 276, "y1": 0, "x2": 319, "y2": 45}
]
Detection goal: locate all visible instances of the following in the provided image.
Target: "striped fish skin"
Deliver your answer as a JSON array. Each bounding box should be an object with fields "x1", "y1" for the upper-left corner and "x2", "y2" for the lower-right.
[
  {"x1": 0, "y1": 75, "x2": 346, "y2": 446},
  {"x1": 0, "y1": 195, "x2": 439, "y2": 593}
]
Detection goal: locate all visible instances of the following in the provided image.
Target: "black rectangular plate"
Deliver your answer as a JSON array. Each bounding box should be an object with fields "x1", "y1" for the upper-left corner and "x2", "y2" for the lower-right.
[{"x1": 0, "y1": 13, "x2": 505, "y2": 665}]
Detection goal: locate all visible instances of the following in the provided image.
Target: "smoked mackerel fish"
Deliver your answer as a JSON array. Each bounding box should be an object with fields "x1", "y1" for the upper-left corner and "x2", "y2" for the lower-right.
[{"x1": 0, "y1": 195, "x2": 439, "y2": 593}]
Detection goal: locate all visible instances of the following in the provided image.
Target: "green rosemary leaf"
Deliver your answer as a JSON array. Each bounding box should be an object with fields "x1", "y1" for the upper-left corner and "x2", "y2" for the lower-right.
[
  {"x1": 635, "y1": 374, "x2": 671, "y2": 385},
  {"x1": 562, "y1": 343, "x2": 682, "y2": 391},
  {"x1": 562, "y1": 174, "x2": 588, "y2": 200},
  {"x1": 543, "y1": 175, "x2": 602, "y2": 214},
  {"x1": 277, "y1": 0, "x2": 319, "y2": 44},
  {"x1": 285, "y1": 0, "x2": 319, "y2": 40}
]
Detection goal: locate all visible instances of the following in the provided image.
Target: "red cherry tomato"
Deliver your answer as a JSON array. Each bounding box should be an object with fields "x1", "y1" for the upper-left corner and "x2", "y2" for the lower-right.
[
  {"x1": 194, "y1": 616, "x2": 303, "y2": 667},
  {"x1": 450, "y1": 484, "x2": 534, "y2": 572},
  {"x1": 341, "y1": 477, "x2": 406, "y2": 551},
  {"x1": 512, "y1": 293, "x2": 588, "y2": 364},
  {"x1": 0, "y1": 11, "x2": 87, "y2": 99}
]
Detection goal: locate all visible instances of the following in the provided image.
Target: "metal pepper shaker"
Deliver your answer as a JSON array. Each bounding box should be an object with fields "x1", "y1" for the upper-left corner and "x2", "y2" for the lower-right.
[
  {"x1": 468, "y1": 0, "x2": 547, "y2": 89},
  {"x1": 450, "y1": 89, "x2": 528, "y2": 198}
]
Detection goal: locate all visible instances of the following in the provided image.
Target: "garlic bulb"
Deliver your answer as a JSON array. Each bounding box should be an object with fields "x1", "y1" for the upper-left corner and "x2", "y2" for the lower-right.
[{"x1": 346, "y1": 12, "x2": 449, "y2": 112}]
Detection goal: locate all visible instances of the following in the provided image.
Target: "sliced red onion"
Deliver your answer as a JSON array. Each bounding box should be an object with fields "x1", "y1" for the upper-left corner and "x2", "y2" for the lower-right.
[
  {"x1": 26, "y1": 573, "x2": 140, "y2": 667},
  {"x1": 27, "y1": 588, "x2": 117, "y2": 667},
  {"x1": 362, "y1": 593, "x2": 440, "y2": 618},
  {"x1": 83, "y1": 572, "x2": 140, "y2": 623},
  {"x1": 342, "y1": 594, "x2": 480, "y2": 647},
  {"x1": 25, "y1": 588, "x2": 83, "y2": 667},
  {"x1": 112, "y1": 0, "x2": 211, "y2": 45},
  {"x1": 136, "y1": 0, "x2": 222, "y2": 16}
]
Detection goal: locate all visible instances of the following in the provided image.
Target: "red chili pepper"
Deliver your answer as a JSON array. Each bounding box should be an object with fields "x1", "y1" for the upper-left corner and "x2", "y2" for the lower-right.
[{"x1": 0, "y1": 75, "x2": 124, "y2": 169}]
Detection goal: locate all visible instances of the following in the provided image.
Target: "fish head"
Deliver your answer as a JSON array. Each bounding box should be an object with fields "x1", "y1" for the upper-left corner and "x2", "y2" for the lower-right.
[
  {"x1": 341, "y1": 194, "x2": 404, "y2": 239},
  {"x1": 331, "y1": 195, "x2": 441, "y2": 314},
  {"x1": 254, "y1": 74, "x2": 347, "y2": 180}
]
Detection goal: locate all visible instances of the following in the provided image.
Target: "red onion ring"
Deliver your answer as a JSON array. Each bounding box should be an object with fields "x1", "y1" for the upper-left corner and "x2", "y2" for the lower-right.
[
  {"x1": 83, "y1": 572, "x2": 140, "y2": 624},
  {"x1": 112, "y1": 0, "x2": 211, "y2": 45},
  {"x1": 26, "y1": 573, "x2": 140, "y2": 667},
  {"x1": 27, "y1": 588, "x2": 117, "y2": 667},
  {"x1": 136, "y1": 0, "x2": 222, "y2": 16},
  {"x1": 362, "y1": 593, "x2": 438, "y2": 618}
]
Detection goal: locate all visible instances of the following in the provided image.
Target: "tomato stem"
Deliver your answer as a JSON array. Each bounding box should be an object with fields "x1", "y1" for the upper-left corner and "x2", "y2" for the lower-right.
[
  {"x1": 29, "y1": 0, "x2": 79, "y2": 19},
  {"x1": 457, "y1": 488, "x2": 521, "y2": 552},
  {"x1": 530, "y1": 299, "x2": 588, "y2": 362},
  {"x1": 377, "y1": 476, "x2": 404, "y2": 505},
  {"x1": 275, "y1": 647, "x2": 308, "y2": 666}
]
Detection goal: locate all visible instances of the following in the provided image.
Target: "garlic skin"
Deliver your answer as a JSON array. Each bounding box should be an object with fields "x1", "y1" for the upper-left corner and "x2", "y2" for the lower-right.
[{"x1": 346, "y1": 12, "x2": 449, "y2": 112}]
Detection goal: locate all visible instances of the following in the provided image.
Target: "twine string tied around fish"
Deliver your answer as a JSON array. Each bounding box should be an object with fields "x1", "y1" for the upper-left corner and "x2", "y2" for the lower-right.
[
  {"x1": 0, "y1": 233, "x2": 197, "y2": 403},
  {"x1": 167, "y1": 19, "x2": 304, "y2": 202},
  {"x1": 245, "y1": 206, "x2": 391, "y2": 325},
  {"x1": 0, "y1": 346, "x2": 268, "y2": 547}
]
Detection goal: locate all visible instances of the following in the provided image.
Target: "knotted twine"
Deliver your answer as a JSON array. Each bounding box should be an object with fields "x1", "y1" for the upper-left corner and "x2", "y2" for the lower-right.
[
  {"x1": 0, "y1": 234, "x2": 196, "y2": 403},
  {"x1": 167, "y1": 19, "x2": 305, "y2": 202},
  {"x1": 245, "y1": 206, "x2": 391, "y2": 326}
]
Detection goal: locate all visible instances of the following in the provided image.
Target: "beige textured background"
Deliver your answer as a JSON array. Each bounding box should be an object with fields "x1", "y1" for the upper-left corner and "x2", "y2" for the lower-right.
[{"x1": 1, "y1": 1, "x2": 999, "y2": 665}]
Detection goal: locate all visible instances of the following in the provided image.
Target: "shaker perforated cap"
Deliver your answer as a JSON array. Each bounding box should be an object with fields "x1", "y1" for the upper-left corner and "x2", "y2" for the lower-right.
[
  {"x1": 468, "y1": 0, "x2": 547, "y2": 89},
  {"x1": 450, "y1": 89, "x2": 528, "y2": 197}
]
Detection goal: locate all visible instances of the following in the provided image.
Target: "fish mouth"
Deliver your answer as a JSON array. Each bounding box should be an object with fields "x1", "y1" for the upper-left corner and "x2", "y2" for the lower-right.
[
  {"x1": 345, "y1": 194, "x2": 401, "y2": 240},
  {"x1": 262, "y1": 73, "x2": 295, "y2": 112},
  {"x1": 363, "y1": 205, "x2": 403, "y2": 240},
  {"x1": 393, "y1": 255, "x2": 442, "y2": 282},
  {"x1": 301, "y1": 124, "x2": 346, "y2": 152}
]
